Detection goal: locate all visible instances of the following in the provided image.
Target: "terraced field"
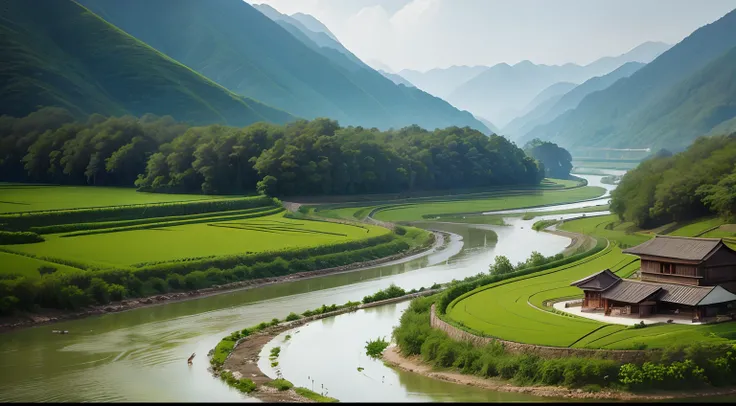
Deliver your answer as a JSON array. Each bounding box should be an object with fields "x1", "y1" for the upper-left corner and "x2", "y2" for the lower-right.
[
  {"x1": 7, "y1": 212, "x2": 389, "y2": 269},
  {"x1": 445, "y1": 214, "x2": 736, "y2": 350},
  {"x1": 0, "y1": 251, "x2": 82, "y2": 277},
  {"x1": 372, "y1": 187, "x2": 606, "y2": 222},
  {"x1": 0, "y1": 183, "x2": 226, "y2": 213}
]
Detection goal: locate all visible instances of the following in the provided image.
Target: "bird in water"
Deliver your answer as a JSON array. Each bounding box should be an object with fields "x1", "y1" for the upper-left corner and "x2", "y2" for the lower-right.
[{"x1": 187, "y1": 353, "x2": 196, "y2": 365}]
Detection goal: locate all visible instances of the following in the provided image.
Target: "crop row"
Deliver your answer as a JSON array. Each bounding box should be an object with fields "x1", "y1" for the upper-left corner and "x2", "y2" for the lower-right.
[{"x1": 0, "y1": 195, "x2": 278, "y2": 229}]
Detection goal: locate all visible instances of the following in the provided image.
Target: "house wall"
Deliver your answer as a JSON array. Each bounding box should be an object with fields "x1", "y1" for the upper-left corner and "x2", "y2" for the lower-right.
[
  {"x1": 640, "y1": 259, "x2": 700, "y2": 285},
  {"x1": 641, "y1": 273, "x2": 700, "y2": 285}
]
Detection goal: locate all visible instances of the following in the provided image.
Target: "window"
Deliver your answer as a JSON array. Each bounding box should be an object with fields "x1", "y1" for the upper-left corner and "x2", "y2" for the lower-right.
[{"x1": 659, "y1": 263, "x2": 675, "y2": 275}]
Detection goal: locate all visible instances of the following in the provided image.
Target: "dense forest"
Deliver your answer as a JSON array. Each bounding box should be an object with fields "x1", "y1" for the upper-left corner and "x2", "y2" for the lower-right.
[
  {"x1": 611, "y1": 133, "x2": 736, "y2": 227},
  {"x1": 523, "y1": 138, "x2": 573, "y2": 179},
  {"x1": 0, "y1": 108, "x2": 544, "y2": 197}
]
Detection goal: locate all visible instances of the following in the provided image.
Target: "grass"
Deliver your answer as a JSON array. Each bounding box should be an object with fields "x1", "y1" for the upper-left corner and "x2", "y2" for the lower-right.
[
  {"x1": 0, "y1": 184, "x2": 230, "y2": 213},
  {"x1": 294, "y1": 387, "x2": 339, "y2": 403},
  {"x1": 0, "y1": 251, "x2": 81, "y2": 277},
  {"x1": 667, "y1": 217, "x2": 727, "y2": 237},
  {"x1": 519, "y1": 204, "x2": 611, "y2": 220},
  {"x1": 558, "y1": 214, "x2": 652, "y2": 248},
  {"x1": 372, "y1": 186, "x2": 606, "y2": 222},
  {"x1": 445, "y1": 214, "x2": 736, "y2": 350},
  {"x1": 7, "y1": 213, "x2": 389, "y2": 267}
]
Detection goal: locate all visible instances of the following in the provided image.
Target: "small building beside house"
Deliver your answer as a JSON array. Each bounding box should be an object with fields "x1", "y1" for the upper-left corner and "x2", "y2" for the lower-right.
[{"x1": 570, "y1": 236, "x2": 736, "y2": 322}]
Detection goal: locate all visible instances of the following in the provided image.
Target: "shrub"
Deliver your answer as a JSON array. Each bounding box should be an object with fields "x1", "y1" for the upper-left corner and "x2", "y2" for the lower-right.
[
  {"x1": 365, "y1": 337, "x2": 390, "y2": 359},
  {"x1": 38, "y1": 266, "x2": 57, "y2": 276},
  {"x1": 86, "y1": 277, "x2": 111, "y2": 305},
  {"x1": 267, "y1": 378, "x2": 294, "y2": 391},
  {"x1": 0, "y1": 231, "x2": 44, "y2": 244},
  {"x1": 148, "y1": 277, "x2": 168, "y2": 294},
  {"x1": 286, "y1": 312, "x2": 301, "y2": 321}
]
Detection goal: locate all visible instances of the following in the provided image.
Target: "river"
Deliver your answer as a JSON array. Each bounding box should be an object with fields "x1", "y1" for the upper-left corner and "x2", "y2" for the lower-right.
[{"x1": 0, "y1": 173, "x2": 626, "y2": 403}]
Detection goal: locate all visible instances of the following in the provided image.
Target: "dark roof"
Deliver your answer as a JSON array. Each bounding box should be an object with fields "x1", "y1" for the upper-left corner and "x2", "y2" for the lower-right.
[
  {"x1": 699, "y1": 286, "x2": 736, "y2": 306},
  {"x1": 601, "y1": 280, "x2": 662, "y2": 304},
  {"x1": 622, "y1": 235, "x2": 728, "y2": 262},
  {"x1": 570, "y1": 269, "x2": 621, "y2": 291}
]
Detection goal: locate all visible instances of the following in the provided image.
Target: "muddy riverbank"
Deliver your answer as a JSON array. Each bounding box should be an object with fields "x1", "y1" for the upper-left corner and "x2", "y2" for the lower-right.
[
  {"x1": 382, "y1": 346, "x2": 736, "y2": 401},
  {"x1": 0, "y1": 232, "x2": 445, "y2": 333},
  {"x1": 218, "y1": 290, "x2": 440, "y2": 402}
]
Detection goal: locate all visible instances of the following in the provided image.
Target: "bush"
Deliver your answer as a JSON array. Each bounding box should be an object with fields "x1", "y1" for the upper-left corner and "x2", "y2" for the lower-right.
[
  {"x1": 148, "y1": 277, "x2": 168, "y2": 294},
  {"x1": 86, "y1": 277, "x2": 111, "y2": 305},
  {"x1": 267, "y1": 378, "x2": 293, "y2": 391},
  {"x1": 363, "y1": 283, "x2": 406, "y2": 304},
  {"x1": 286, "y1": 312, "x2": 301, "y2": 321},
  {"x1": 0, "y1": 231, "x2": 44, "y2": 244},
  {"x1": 38, "y1": 266, "x2": 57, "y2": 276}
]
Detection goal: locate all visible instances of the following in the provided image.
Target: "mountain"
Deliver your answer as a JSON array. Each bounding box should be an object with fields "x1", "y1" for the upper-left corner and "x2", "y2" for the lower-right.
[
  {"x1": 446, "y1": 41, "x2": 671, "y2": 128},
  {"x1": 584, "y1": 41, "x2": 670, "y2": 77},
  {"x1": 514, "y1": 82, "x2": 578, "y2": 121},
  {"x1": 0, "y1": 0, "x2": 293, "y2": 126},
  {"x1": 379, "y1": 70, "x2": 415, "y2": 88},
  {"x1": 524, "y1": 9, "x2": 736, "y2": 152},
  {"x1": 398, "y1": 66, "x2": 489, "y2": 99},
  {"x1": 80, "y1": 0, "x2": 489, "y2": 133},
  {"x1": 476, "y1": 116, "x2": 500, "y2": 135},
  {"x1": 509, "y1": 62, "x2": 645, "y2": 140},
  {"x1": 366, "y1": 59, "x2": 395, "y2": 73},
  {"x1": 290, "y1": 12, "x2": 338, "y2": 41}
]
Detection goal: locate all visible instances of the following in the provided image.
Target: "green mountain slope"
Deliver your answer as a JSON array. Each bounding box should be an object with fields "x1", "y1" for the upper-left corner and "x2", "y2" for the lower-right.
[
  {"x1": 510, "y1": 62, "x2": 645, "y2": 141},
  {"x1": 525, "y1": 8, "x2": 736, "y2": 151},
  {"x1": 0, "y1": 0, "x2": 293, "y2": 126},
  {"x1": 79, "y1": 0, "x2": 488, "y2": 132}
]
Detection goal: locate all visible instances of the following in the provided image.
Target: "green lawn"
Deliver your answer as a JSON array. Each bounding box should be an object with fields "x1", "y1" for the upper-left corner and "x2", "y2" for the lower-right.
[
  {"x1": 668, "y1": 217, "x2": 727, "y2": 237},
  {"x1": 8, "y1": 213, "x2": 389, "y2": 268},
  {"x1": 0, "y1": 184, "x2": 233, "y2": 213},
  {"x1": 372, "y1": 186, "x2": 606, "y2": 222},
  {"x1": 0, "y1": 251, "x2": 81, "y2": 277},
  {"x1": 558, "y1": 214, "x2": 651, "y2": 248}
]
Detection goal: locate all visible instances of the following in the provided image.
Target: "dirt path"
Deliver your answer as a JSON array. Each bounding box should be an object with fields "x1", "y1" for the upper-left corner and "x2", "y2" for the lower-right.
[
  {"x1": 0, "y1": 232, "x2": 445, "y2": 333},
  {"x1": 382, "y1": 346, "x2": 736, "y2": 401}
]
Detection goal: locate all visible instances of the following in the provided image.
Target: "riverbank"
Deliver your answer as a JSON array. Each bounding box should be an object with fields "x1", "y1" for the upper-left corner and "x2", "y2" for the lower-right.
[
  {"x1": 218, "y1": 290, "x2": 441, "y2": 402},
  {"x1": 382, "y1": 346, "x2": 736, "y2": 401},
  {"x1": 0, "y1": 231, "x2": 447, "y2": 333}
]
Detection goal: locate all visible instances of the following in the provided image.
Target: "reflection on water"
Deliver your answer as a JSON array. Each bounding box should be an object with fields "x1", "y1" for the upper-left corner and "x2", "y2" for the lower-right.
[{"x1": 259, "y1": 302, "x2": 560, "y2": 402}]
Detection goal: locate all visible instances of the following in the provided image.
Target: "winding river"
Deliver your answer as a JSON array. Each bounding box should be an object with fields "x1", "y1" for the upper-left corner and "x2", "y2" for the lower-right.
[{"x1": 0, "y1": 173, "x2": 621, "y2": 402}]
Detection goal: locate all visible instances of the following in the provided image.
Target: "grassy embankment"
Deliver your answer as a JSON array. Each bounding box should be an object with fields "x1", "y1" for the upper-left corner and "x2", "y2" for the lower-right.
[
  {"x1": 443, "y1": 214, "x2": 736, "y2": 350},
  {"x1": 0, "y1": 185, "x2": 432, "y2": 314},
  {"x1": 308, "y1": 177, "x2": 603, "y2": 224}
]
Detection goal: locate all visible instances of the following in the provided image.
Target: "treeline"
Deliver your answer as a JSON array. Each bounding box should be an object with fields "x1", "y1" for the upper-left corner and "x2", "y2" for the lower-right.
[
  {"x1": 523, "y1": 138, "x2": 573, "y2": 179},
  {"x1": 0, "y1": 108, "x2": 544, "y2": 197},
  {"x1": 611, "y1": 134, "x2": 736, "y2": 227}
]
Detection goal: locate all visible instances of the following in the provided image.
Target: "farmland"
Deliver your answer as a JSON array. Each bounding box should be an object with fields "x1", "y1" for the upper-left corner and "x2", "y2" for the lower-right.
[
  {"x1": 0, "y1": 183, "x2": 225, "y2": 213},
  {"x1": 370, "y1": 186, "x2": 606, "y2": 222},
  {"x1": 9, "y1": 213, "x2": 389, "y2": 268},
  {"x1": 444, "y1": 214, "x2": 736, "y2": 350},
  {"x1": 0, "y1": 185, "x2": 430, "y2": 315}
]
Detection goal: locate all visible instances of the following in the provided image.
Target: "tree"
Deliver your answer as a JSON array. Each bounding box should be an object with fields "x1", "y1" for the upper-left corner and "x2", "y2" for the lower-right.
[
  {"x1": 523, "y1": 139, "x2": 573, "y2": 179},
  {"x1": 489, "y1": 255, "x2": 514, "y2": 275}
]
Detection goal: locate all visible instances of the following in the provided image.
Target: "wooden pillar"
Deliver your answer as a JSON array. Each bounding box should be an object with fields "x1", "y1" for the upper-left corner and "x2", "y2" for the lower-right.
[{"x1": 604, "y1": 299, "x2": 610, "y2": 315}]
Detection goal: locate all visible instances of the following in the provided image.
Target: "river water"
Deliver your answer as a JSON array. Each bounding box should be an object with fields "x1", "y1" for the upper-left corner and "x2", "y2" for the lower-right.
[{"x1": 0, "y1": 173, "x2": 629, "y2": 403}]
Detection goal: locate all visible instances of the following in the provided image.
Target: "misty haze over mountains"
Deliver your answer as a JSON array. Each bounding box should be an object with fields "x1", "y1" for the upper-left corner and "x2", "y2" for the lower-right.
[{"x1": 2, "y1": 0, "x2": 736, "y2": 155}]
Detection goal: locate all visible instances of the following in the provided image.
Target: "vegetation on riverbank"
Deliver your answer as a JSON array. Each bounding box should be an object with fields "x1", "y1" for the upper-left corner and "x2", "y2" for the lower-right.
[
  {"x1": 393, "y1": 295, "x2": 736, "y2": 393},
  {"x1": 611, "y1": 134, "x2": 736, "y2": 228}
]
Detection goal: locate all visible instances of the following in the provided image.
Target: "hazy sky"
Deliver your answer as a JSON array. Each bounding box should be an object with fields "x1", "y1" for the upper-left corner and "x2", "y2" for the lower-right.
[{"x1": 247, "y1": 0, "x2": 736, "y2": 72}]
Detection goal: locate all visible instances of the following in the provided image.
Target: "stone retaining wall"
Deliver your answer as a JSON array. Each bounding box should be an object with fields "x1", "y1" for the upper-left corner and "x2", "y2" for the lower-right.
[{"x1": 430, "y1": 304, "x2": 654, "y2": 363}]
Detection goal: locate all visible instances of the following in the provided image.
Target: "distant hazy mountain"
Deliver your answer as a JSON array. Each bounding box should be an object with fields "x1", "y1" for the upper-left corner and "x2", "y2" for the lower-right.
[
  {"x1": 0, "y1": 0, "x2": 293, "y2": 126},
  {"x1": 398, "y1": 66, "x2": 489, "y2": 99},
  {"x1": 476, "y1": 116, "x2": 500, "y2": 135},
  {"x1": 366, "y1": 59, "x2": 395, "y2": 73},
  {"x1": 290, "y1": 12, "x2": 338, "y2": 41},
  {"x1": 509, "y1": 62, "x2": 645, "y2": 140},
  {"x1": 515, "y1": 82, "x2": 577, "y2": 121},
  {"x1": 446, "y1": 41, "x2": 671, "y2": 127},
  {"x1": 80, "y1": 0, "x2": 489, "y2": 133},
  {"x1": 523, "y1": 9, "x2": 736, "y2": 151},
  {"x1": 584, "y1": 41, "x2": 670, "y2": 77},
  {"x1": 379, "y1": 70, "x2": 415, "y2": 87}
]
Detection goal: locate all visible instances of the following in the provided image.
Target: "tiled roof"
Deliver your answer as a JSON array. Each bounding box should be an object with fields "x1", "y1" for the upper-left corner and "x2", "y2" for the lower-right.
[
  {"x1": 622, "y1": 235, "x2": 724, "y2": 262},
  {"x1": 601, "y1": 280, "x2": 661, "y2": 304},
  {"x1": 570, "y1": 269, "x2": 621, "y2": 291}
]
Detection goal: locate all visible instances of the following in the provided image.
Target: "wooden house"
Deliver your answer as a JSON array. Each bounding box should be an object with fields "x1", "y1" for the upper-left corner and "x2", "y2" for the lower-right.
[{"x1": 571, "y1": 236, "x2": 736, "y2": 322}]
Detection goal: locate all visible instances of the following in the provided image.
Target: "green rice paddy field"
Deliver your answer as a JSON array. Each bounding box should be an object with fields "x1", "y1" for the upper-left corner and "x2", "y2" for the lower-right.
[
  {"x1": 445, "y1": 214, "x2": 736, "y2": 350},
  {"x1": 0, "y1": 183, "x2": 233, "y2": 213},
  {"x1": 4, "y1": 212, "x2": 389, "y2": 271},
  {"x1": 372, "y1": 186, "x2": 606, "y2": 222}
]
